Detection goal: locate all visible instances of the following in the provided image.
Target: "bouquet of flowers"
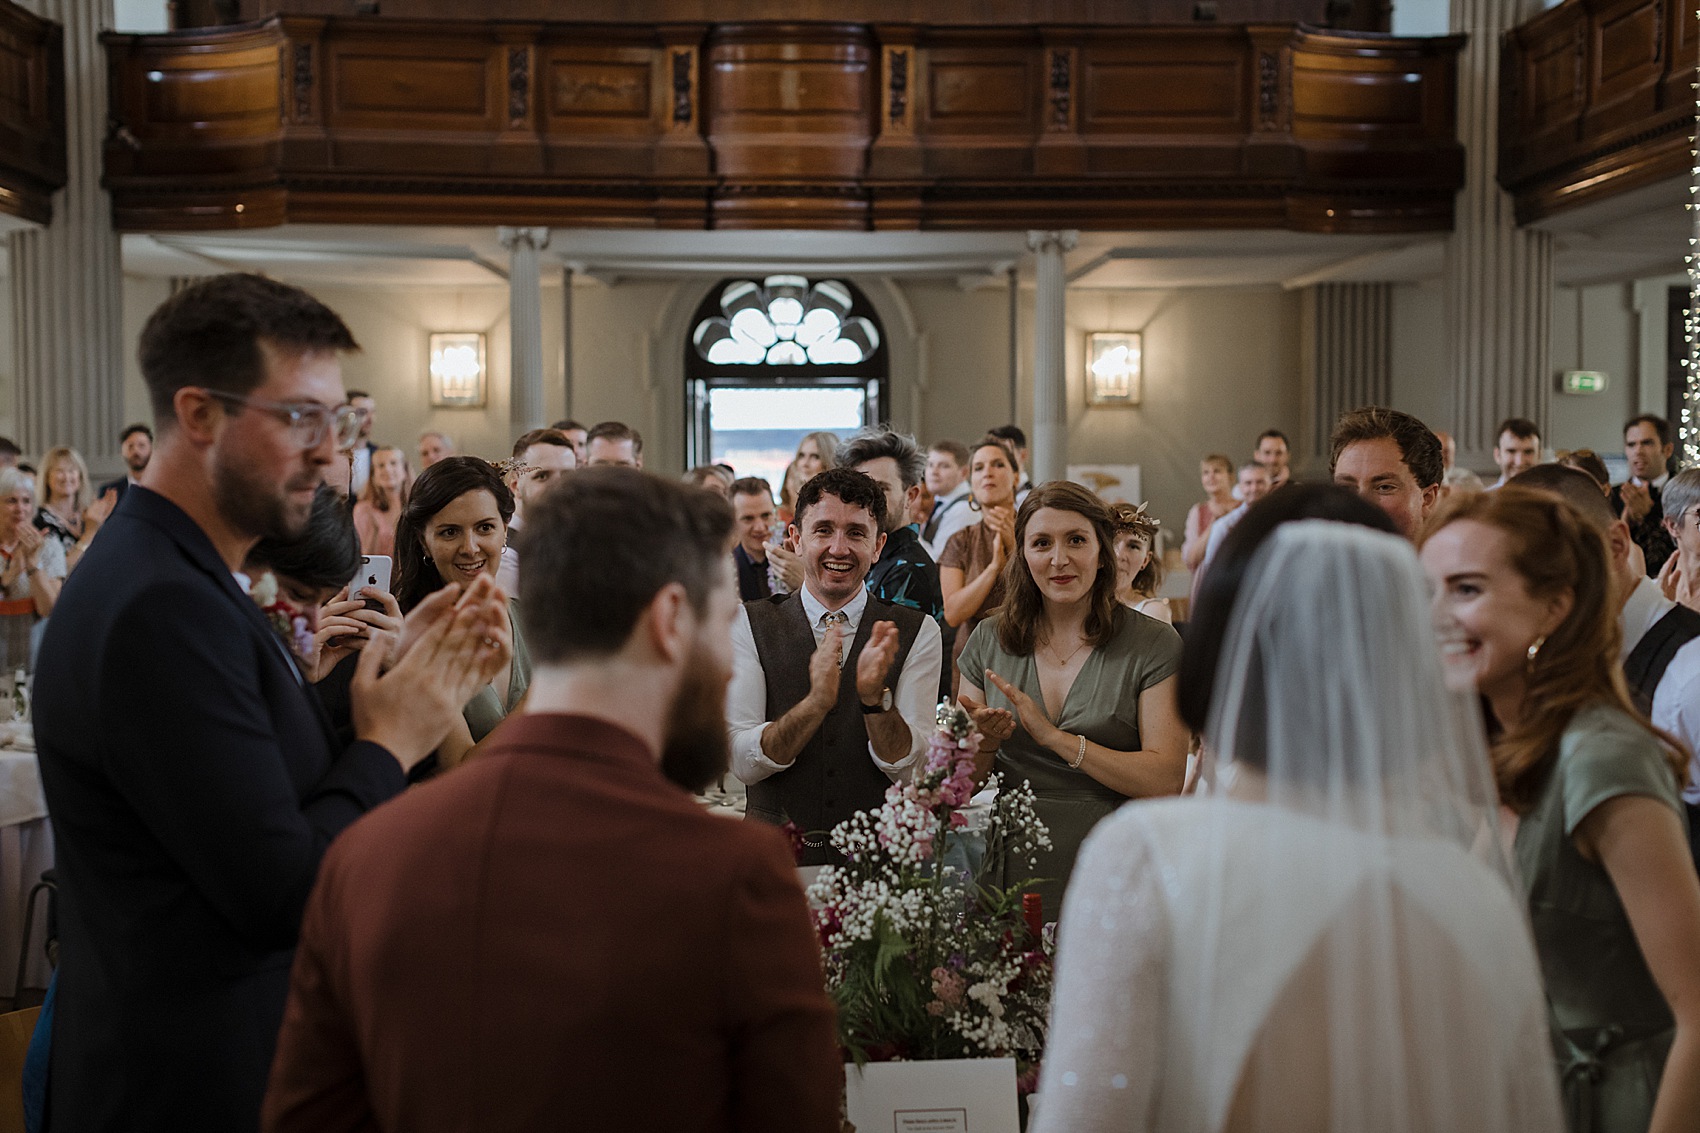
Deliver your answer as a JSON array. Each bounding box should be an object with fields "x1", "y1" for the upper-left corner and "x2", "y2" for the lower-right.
[{"x1": 806, "y1": 700, "x2": 1054, "y2": 1078}]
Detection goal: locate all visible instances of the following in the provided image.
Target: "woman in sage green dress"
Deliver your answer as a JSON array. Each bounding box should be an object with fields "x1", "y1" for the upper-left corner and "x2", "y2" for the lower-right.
[
  {"x1": 1422, "y1": 485, "x2": 1700, "y2": 1133},
  {"x1": 395, "y1": 457, "x2": 531, "y2": 771},
  {"x1": 958, "y1": 480, "x2": 1188, "y2": 918}
]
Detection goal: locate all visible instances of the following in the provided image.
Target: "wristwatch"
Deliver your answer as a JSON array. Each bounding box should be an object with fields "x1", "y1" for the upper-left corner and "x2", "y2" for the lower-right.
[{"x1": 860, "y1": 686, "x2": 894, "y2": 714}]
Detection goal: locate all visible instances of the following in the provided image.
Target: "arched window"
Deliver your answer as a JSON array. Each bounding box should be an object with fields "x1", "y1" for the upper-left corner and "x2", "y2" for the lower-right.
[{"x1": 685, "y1": 276, "x2": 888, "y2": 495}]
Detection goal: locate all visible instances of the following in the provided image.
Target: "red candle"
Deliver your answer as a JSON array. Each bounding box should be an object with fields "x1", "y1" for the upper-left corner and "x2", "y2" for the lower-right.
[{"x1": 1022, "y1": 892, "x2": 1043, "y2": 939}]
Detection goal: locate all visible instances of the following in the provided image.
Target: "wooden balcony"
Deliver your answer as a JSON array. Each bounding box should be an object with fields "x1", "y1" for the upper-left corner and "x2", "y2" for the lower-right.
[
  {"x1": 0, "y1": 1, "x2": 64, "y2": 226},
  {"x1": 1500, "y1": 0, "x2": 1697, "y2": 223},
  {"x1": 104, "y1": 17, "x2": 1465, "y2": 232}
]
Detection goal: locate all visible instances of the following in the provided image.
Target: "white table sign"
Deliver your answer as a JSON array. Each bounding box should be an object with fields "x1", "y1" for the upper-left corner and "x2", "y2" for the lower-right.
[{"x1": 844, "y1": 1057, "x2": 1018, "y2": 1133}]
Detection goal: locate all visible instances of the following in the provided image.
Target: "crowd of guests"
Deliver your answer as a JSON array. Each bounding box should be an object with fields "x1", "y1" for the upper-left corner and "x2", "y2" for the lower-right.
[{"x1": 10, "y1": 268, "x2": 1700, "y2": 1133}]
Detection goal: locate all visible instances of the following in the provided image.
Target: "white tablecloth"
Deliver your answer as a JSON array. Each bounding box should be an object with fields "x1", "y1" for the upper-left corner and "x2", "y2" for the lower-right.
[{"x1": 0, "y1": 746, "x2": 52, "y2": 995}]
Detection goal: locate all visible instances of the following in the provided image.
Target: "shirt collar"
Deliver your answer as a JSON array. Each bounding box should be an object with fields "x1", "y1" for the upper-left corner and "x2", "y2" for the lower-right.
[
  {"x1": 1620, "y1": 575, "x2": 1675, "y2": 660},
  {"x1": 799, "y1": 582, "x2": 867, "y2": 629},
  {"x1": 939, "y1": 482, "x2": 971, "y2": 504}
]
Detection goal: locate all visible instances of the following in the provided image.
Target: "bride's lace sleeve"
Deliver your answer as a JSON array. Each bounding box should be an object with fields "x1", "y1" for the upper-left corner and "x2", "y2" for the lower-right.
[{"x1": 1031, "y1": 812, "x2": 1167, "y2": 1133}]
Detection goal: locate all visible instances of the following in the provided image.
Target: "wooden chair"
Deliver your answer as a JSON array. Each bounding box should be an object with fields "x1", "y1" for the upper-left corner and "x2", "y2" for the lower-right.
[{"x1": 0, "y1": 1006, "x2": 41, "y2": 1133}]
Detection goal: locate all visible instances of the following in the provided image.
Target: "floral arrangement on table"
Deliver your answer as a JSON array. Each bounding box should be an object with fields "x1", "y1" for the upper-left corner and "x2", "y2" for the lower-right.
[
  {"x1": 250, "y1": 571, "x2": 315, "y2": 661},
  {"x1": 804, "y1": 700, "x2": 1054, "y2": 1082}
]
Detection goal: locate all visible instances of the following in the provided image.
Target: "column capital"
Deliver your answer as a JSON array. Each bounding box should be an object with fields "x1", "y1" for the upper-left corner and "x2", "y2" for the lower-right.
[
  {"x1": 497, "y1": 226, "x2": 550, "y2": 251},
  {"x1": 1026, "y1": 229, "x2": 1078, "y2": 254}
]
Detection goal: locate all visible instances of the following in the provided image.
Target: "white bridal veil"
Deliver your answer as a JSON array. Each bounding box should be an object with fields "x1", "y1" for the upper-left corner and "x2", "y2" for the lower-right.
[{"x1": 1036, "y1": 520, "x2": 1562, "y2": 1133}]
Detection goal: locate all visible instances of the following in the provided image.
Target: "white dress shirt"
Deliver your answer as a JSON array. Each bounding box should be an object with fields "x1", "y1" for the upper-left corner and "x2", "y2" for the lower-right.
[
  {"x1": 1619, "y1": 576, "x2": 1700, "y2": 803},
  {"x1": 922, "y1": 482, "x2": 975, "y2": 560},
  {"x1": 728, "y1": 582, "x2": 943, "y2": 787}
]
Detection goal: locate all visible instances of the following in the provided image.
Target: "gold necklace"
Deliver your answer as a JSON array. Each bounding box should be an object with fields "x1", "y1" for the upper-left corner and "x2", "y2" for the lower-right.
[{"x1": 1041, "y1": 634, "x2": 1088, "y2": 668}]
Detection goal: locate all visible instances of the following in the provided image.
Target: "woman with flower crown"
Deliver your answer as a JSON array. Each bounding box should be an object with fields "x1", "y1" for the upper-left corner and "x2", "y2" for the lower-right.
[
  {"x1": 956, "y1": 480, "x2": 1187, "y2": 918},
  {"x1": 1109, "y1": 501, "x2": 1170, "y2": 624}
]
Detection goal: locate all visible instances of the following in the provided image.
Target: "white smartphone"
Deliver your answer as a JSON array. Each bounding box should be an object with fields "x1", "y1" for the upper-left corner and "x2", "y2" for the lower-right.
[{"x1": 351, "y1": 555, "x2": 392, "y2": 608}]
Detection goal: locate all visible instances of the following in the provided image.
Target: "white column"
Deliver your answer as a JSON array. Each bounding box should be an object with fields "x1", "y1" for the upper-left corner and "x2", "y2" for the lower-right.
[
  {"x1": 1300, "y1": 283, "x2": 1393, "y2": 467},
  {"x1": 10, "y1": 0, "x2": 122, "y2": 469},
  {"x1": 1446, "y1": 0, "x2": 1553, "y2": 466},
  {"x1": 1028, "y1": 230, "x2": 1076, "y2": 485},
  {"x1": 499, "y1": 226, "x2": 549, "y2": 435}
]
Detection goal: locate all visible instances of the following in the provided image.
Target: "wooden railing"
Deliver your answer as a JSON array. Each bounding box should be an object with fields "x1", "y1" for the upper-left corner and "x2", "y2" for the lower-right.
[
  {"x1": 1500, "y1": 0, "x2": 1697, "y2": 222},
  {"x1": 104, "y1": 17, "x2": 1465, "y2": 232},
  {"x1": 0, "y1": 1, "x2": 63, "y2": 226}
]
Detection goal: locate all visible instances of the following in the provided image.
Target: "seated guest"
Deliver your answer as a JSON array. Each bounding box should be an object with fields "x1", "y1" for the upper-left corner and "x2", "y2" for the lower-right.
[
  {"x1": 263, "y1": 469, "x2": 843, "y2": 1133},
  {"x1": 1181, "y1": 453, "x2": 1235, "y2": 571},
  {"x1": 584, "y1": 420, "x2": 644, "y2": 468},
  {"x1": 0, "y1": 467, "x2": 62, "y2": 671},
  {"x1": 351, "y1": 444, "x2": 410, "y2": 557},
  {"x1": 497, "y1": 428, "x2": 576, "y2": 594},
  {"x1": 841, "y1": 427, "x2": 944, "y2": 625},
  {"x1": 940, "y1": 436, "x2": 1021, "y2": 688},
  {"x1": 957, "y1": 481, "x2": 1187, "y2": 916},
  {"x1": 729, "y1": 476, "x2": 779, "y2": 602},
  {"x1": 417, "y1": 430, "x2": 455, "y2": 469},
  {"x1": 921, "y1": 439, "x2": 974, "y2": 558},
  {"x1": 1110, "y1": 502, "x2": 1170, "y2": 624},
  {"x1": 396, "y1": 457, "x2": 530, "y2": 771},
  {"x1": 729, "y1": 468, "x2": 943, "y2": 865},
  {"x1": 96, "y1": 422, "x2": 151, "y2": 504},
  {"x1": 36, "y1": 445, "x2": 113, "y2": 571}
]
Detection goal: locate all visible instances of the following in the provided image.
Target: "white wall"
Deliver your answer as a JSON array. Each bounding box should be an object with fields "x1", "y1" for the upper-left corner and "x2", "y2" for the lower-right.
[{"x1": 73, "y1": 264, "x2": 1674, "y2": 524}]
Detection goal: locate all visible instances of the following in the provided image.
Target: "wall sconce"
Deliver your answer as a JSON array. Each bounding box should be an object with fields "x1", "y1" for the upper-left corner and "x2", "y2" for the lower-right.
[
  {"x1": 1086, "y1": 332, "x2": 1142, "y2": 407},
  {"x1": 429, "y1": 332, "x2": 487, "y2": 408}
]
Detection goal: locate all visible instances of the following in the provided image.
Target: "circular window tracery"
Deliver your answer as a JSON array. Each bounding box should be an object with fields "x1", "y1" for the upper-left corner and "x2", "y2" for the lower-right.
[{"x1": 691, "y1": 275, "x2": 882, "y2": 366}]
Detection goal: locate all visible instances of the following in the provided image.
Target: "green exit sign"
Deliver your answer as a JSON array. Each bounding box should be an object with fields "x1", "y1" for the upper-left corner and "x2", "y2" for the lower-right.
[{"x1": 1561, "y1": 370, "x2": 1610, "y2": 395}]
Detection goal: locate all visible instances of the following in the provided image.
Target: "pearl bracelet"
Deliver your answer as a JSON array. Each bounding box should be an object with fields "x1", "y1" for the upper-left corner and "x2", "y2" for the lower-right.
[{"x1": 1069, "y1": 733, "x2": 1087, "y2": 769}]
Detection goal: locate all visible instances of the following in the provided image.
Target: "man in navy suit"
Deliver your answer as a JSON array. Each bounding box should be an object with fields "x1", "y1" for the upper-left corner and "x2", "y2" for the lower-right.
[
  {"x1": 35, "y1": 274, "x2": 511, "y2": 1133},
  {"x1": 95, "y1": 422, "x2": 152, "y2": 505}
]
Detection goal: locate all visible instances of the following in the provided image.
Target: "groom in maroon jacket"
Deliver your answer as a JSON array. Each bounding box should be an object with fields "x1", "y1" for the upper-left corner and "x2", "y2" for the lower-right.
[{"x1": 263, "y1": 468, "x2": 843, "y2": 1133}]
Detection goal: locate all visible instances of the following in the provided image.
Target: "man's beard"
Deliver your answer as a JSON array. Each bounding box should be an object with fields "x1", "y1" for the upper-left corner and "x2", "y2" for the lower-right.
[
  {"x1": 212, "y1": 442, "x2": 316, "y2": 542},
  {"x1": 659, "y1": 643, "x2": 732, "y2": 793},
  {"x1": 125, "y1": 452, "x2": 148, "y2": 474}
]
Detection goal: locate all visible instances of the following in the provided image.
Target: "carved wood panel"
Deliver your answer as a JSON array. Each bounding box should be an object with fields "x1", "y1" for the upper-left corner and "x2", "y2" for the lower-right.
[
  {"x1": 1501, "y1": 0, "x2": 1695, "y2": 221},
  {"x1": 0, "y1": 0, "x2": 60, "y2": 224},
  {"x1": 104, "y1": 16, "x2": 1467, "y2": 232}
]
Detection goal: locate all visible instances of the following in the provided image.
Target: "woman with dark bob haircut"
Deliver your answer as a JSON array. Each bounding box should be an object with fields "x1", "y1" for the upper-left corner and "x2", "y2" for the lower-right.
[
  {"x1": 394, "y1": 456, "x2": 530, "y2": 772},
  {"x1": 957, "y1": 480, "x2": 1188, "y2": 917}
]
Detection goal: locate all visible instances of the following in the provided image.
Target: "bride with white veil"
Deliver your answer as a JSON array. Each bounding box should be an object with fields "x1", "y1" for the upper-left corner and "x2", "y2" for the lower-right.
[{"x1": 1032, "y1": 512, "x2": 1562, "y2": 1132}]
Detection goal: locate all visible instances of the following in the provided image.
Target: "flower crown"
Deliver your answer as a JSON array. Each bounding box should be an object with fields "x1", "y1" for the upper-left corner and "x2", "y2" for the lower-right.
[{"x1": 1112, "y1": 500, "x2": 1160, "y2": 538}]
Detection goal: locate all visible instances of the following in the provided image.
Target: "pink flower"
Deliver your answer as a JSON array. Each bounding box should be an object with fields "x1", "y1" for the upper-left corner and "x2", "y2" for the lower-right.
[
  {"x1": 949, "y1": 811, "x2": 969, "y2": 829},
  {"x1": 930, "y1": 966, "x2": 965, "y2": 1007}
]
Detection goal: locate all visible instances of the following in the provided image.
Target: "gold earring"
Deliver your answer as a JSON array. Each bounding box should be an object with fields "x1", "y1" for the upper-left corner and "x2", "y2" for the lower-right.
[{"x1": 1526, "y1": 634, "x2": 1546, "y2": 671}]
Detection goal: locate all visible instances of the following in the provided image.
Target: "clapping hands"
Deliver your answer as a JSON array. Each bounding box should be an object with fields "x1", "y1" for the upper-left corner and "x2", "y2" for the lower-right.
[{"x1": 350, "y1": 576, "x2": 513, "y2": 771}]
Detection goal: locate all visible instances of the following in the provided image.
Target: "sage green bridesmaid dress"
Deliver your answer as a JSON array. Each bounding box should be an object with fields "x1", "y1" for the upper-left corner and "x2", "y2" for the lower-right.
[
  {"x1": 959, "y1": 605, "x2": 1181, "y2": 918},
  {"x1": 1515, "y1": 702, "x2": 1682, "y2": 1133}
]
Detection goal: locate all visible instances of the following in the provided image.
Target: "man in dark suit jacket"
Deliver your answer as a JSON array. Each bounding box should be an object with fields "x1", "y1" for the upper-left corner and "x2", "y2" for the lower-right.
[
  {"x1": 95, "y1": 421, "x2": 152, "y2": 505},
  {"x1": 264, "y1": 468, "x2": 843, "y2": 1133},
  {"x1": 35, "y1": 274, "x2": 509, "y2": 1133}
]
